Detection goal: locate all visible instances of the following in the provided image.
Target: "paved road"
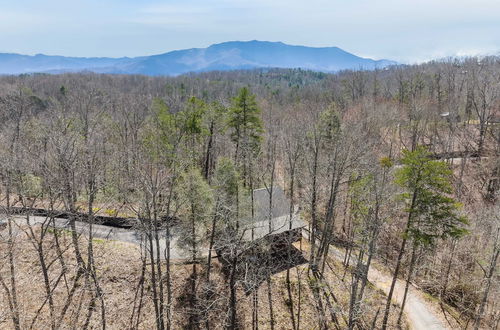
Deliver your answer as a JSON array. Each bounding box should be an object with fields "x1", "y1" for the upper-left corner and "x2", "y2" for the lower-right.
[{"x1": 0, "y1": 215, "x2": 195, "y2": 260}]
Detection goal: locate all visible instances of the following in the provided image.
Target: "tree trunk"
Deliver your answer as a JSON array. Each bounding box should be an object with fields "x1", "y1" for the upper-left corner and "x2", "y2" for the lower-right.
[
  {"x1": 267, "y1": 276, "x2": 275, "y2": 330},
  {"x1": 474, "y1": 228, "x2": 500, "y2": 330},
  {"x1": 397, "y1": 243, "x2": 418, "y2": 326},
  {"x1": 381, "y1": 188, "x2": 417, "y2": 330},
  {"x1": 204, "y1": 121, "x2": 214, "y2": 180},
  {"x1": 228, "y1": 255, "x2": 238, "y2": 330},
  {"x1": 309, "y1": 144, "x2": 319, "y2": 268}
]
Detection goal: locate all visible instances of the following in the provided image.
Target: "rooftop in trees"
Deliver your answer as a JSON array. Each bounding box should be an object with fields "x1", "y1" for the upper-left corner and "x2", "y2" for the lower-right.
[{"x1": 243, "y1": 186, "x2": 306, "y2": 241}]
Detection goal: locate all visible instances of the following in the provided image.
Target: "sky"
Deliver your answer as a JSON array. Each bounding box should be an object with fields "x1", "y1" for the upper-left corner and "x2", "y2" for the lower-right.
[{"x1": 1, "y1": 0, "x2": 499, "y2": 63}]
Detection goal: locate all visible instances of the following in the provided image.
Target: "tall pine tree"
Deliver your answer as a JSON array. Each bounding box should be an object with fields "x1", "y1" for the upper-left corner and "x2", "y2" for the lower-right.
[{"x1": 228, "y1": 87, "x2": 263, "y2": 185}]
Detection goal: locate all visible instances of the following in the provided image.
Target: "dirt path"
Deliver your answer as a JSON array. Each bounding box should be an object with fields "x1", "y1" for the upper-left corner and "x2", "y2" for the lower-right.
[
  {"x1": 3, "y1": 214, "x2": 450, "y2": 329},
  {"x1": 367, "y1": 264, "x2": 448, "y2": 330},
  {"x1": 330, "y1": 247, "x2": 449, "y2": 330}
]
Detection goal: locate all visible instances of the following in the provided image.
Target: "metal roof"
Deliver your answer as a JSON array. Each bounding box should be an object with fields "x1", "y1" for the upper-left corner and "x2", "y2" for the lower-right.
[
  {"x1": 252, "y1": 186, "x2": 290, "y2": 221},
  {"x1": 242, "y1": 186, "x2": 306, "y2": 241}
]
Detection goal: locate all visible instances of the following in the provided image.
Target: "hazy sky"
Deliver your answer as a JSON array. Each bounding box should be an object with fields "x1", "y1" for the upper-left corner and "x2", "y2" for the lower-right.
[{"x1": 1, "y1": 0, "x2": 499, "y2": 63}]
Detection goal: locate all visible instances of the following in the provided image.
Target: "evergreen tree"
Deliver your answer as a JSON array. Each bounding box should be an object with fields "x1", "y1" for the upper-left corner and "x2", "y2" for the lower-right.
[
  {"x1": 178, "y1": 97, "x2": 208, "y2": 165},
  {"x1": 177, "y1": 167, "x2": 213, "y2": 329},
  {"x1": 178, "y1": 167, "x2": 213, "y2": 266},
  {"x1": 227, "y1": 87, "x2": 263, "y2": 184},
  {"x1": 395, "y1": 147, "x2": 468, "y2": 245},
  {"x1": 382, "y1": 146, "x2": 468, "y2": 329},
  {"x1": 202, "y1": 101, "x2": 228, "y2": 181}
]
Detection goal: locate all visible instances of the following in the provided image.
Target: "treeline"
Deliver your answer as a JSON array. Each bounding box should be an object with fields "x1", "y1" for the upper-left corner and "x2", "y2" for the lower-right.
[{"x1": 0, "y1": 56, "x2": 499, "y2": 329}]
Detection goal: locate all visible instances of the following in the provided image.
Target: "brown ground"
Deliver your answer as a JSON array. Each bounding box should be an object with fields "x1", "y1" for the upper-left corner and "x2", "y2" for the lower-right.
[{"x1": 0, "y1": 225, "x2": 405, "y2": 329}]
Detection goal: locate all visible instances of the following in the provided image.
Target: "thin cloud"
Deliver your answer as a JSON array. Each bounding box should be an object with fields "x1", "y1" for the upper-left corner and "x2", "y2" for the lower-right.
[{"x1": 0, "y1": 0, "x2": 498, "y2": 61}]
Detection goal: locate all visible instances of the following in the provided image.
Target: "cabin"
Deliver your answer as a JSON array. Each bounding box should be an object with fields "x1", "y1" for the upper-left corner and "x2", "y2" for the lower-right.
[
  {"x1": 243, "y1": 186, "x2": 306, "y2": 243},
  {"x1": 218, "y1": 186, "x2": 307, "y2": 292}
]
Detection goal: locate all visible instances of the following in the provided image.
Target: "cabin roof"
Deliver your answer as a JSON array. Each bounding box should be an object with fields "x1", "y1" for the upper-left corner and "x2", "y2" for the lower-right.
[
  {"x1": 252, "y1": 186, "x2": 290, "y2": 221},
  {"x1": 243, "y1": 186, "x2": 306, "y2": 241}
]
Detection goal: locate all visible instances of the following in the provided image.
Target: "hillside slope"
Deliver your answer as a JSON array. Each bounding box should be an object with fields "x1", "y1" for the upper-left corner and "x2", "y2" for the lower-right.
[{"x1": 0, "y1": 41, "x2": 396, "y2": 75}]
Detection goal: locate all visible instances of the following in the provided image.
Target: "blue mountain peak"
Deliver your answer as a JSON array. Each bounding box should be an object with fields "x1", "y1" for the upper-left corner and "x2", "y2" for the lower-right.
[{"x1": 0, "y1": 41, "x2": 396, "y2": 76}]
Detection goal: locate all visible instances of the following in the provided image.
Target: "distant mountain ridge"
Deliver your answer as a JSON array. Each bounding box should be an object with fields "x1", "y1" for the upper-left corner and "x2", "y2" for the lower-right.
[{"x1": 0, "y1": 41, "x2": 396, "y2": 76}]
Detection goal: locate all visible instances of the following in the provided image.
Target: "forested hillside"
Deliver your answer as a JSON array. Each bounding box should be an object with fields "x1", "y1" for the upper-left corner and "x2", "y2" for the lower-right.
[
  {"x1": 0, "y1": 41, "x2": 395, "y2": 75},
  {"x1": 0, "y1": 57, "x2": 498, "y2": 329}
]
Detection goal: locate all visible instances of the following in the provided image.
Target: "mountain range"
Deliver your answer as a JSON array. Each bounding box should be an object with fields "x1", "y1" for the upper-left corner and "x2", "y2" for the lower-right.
[{"x1": 0, "y1": 40, "x2": 396, "y2": 76}]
